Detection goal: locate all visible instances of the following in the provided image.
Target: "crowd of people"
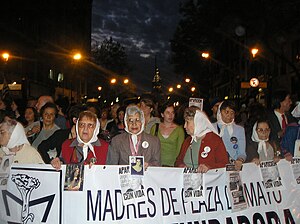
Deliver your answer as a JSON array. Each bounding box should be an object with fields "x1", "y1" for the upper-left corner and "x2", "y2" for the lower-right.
[{"x1": 0, "y1": 89, "x2": 300, "y2": 174}]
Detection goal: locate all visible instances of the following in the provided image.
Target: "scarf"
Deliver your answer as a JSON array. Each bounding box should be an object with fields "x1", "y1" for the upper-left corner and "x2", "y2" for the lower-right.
[
  {"x1": 216, "y1": 101, "x2": 234, "y2": 137},
  {"x1": 75, "y1": 118, "x2": 100, "y2": 161},
  {"x1": 124, "y1": 106, "x2": 145, "y2": 152},
  {"x1": 2, "y1": 122, "x2": 30, "y2": 155},
  {"x1": 191, "y1": 110, "x2": 219, "y2": 143},
  {"x1": 251, "y1": 122, "x2": 268, "y2": 158}
]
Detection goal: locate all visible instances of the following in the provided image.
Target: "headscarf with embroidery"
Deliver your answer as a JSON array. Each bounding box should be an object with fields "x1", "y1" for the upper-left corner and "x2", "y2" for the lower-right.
[
  {"x1": 124, "y1": 105, "x2": 145, "y2": 152},
  {"x1": 2, "y1": 121, "x2": 30, "y2": 155},
  {"x1": 191, "y1": 110, "x2": 219, "y2": 143},
  {"x1": 216, "y1": 101, "x2": 234, "y2": 137},
  {"x1": 75, "y1": 116, "x2": 100, "y2": 161},
  {"x1": 251, "y1": 121, "x2": 269, "y2": 158}
]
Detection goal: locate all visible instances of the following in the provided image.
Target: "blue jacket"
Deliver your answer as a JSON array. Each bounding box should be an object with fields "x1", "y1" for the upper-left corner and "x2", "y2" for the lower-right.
[{"x1": 281, "y1": 124, "x2": 300, "y2": 156}]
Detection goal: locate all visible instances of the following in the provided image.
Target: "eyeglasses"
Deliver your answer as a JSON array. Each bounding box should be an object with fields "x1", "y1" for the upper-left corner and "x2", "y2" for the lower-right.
[
  {"x1": 78, "y1": 122, "x2": 96, "y2": 129},
  {"x1": 256, "y1": 128, "x2": 270, "y2": 133},
  {"x1": 127, "y1": 118, "x2": 142, "y2": 125}
]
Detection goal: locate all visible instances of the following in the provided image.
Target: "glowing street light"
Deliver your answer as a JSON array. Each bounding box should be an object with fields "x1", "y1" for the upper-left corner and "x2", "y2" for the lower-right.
[
  {"x1": 251, "y1": 48, "x2": 258, "y2": 58},
  {"x1": 97, "y1": 86, "x2": 102, "y2": 91},
  {"x1": 168, "y1": 87, "x2": 174, "y2": 93},
  {"x1": 191, "y1": 86, "x2": 196, "y2": 92},
  {"x1": 2, "y1": 52, "x2": 9, "y2": 62},
  {"x1": 176, "y1": 84, "x2": 181, "y2": 89},
  {"x1": 123, "y1": 78, "x2": 129, "y2": 84},
  {"x1": 201, "y1": 52, "x2": 209, "y2": 58},
  {"x1": 185, "y1": 78, "x2": 190, "y2": 83},
  {"x1": 111, "y1": 78, "x2": 117, "y2": 84},
  {"x1": 73, "y1": 53, "x2": 82, "y2": 60}
]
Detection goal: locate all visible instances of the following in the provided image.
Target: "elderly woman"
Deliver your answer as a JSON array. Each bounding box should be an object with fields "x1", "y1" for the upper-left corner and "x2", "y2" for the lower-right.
[
  {"x1": 0, "y1": 119, "x2": 44, "y2": 164},
  {"x1": 246, "y1": 119, "x2": 280, "y2": 164},
  {"x1": 213, "y1": 100, "x2": 246, "y2": 170},
  {"x1": 175, "y1": 107, "x2": 228, "y2": 172},
  {"x1": 51, "y1": 110, "x2": 109, "y2": 170},
  {"x1": 106, "y1": 105, "x2": 161, "y2": 167}
]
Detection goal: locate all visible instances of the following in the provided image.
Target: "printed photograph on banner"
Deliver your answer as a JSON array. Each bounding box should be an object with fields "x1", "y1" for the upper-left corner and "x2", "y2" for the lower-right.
[
  {"x1": 129, "y1": 156, "x2": 144, "y2": 176},
  {"x1": 118, "y1": 165, "x2": 145, "y2": 205},
  {"x1": 226, "y1": 164, "x2": 247, "y2": 212},
  {"x1": 260, "y1": 160, "x2": 284, "y2": 190},
  {"x1": 64, "y1": 164, "x2": 84, "y2": 191},
  {"x1": 291, "y1": 158, "x2": 300, "y2": 185},
  {"x1": 183, "y1": 167, "x2": 204, "y2": 201},
  {"x1": 294, "y1": 140, "x2": 300, "y2": 157},
  {"x1": 189, "y1": 98, "x2": 203, "y2": 111},
  {"x1": 0, "y1": 155, "x2": 13, "y2": 177}
]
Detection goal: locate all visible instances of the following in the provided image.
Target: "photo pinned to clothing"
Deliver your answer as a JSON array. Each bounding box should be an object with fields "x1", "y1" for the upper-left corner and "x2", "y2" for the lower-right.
[
  {"x1": 183, "y1": 167, "x2": 205, "y2": 201},
  {"x1": 130, "y1": 156, "x2": 144, "y2": 176},
  {"x1": 0, "y1": 155, "x2": 13, "y2": 176},
  {"x1": 260, "y1": 160, "x2": 285, "y2": 191},
  {"x1": 290, "y1": 158, "x2": 300, "y2": 186},
  {"x1": 118, "y1": 165, "x2": 145, "y2": 205},
  {"x1": 226, "y1": 164, "x2": 247, "y2": 212},
  {"x1": 64, "y1": 164, "x2": 84, "y2": 191}
]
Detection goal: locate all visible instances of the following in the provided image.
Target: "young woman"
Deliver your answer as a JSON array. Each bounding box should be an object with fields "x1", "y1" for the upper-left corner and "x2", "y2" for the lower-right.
[{"x1": 151, "y1": 103, "x2": 185, "y2": 166}]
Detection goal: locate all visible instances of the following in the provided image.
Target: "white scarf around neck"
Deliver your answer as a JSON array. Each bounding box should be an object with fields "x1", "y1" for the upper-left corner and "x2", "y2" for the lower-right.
[
  {"x1": 76, "y1": 118, "x2": 100, "y2": 161},
  {"x1": 251, "y1": 122, "x2": 268, "y2": 158},
  {"x1": 216, "y1": 101, "x2": 234, "y2": 137}
]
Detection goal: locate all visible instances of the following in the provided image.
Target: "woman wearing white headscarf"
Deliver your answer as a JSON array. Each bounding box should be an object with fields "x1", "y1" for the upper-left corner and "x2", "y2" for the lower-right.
[
  {"x1": 175, "y1": 107, "x2": 228, "y2": 173},
  {"x1": 246, "y1": 119, "x2": 280, "y2": 165},
  {"x1": 51, "y1": 111, "x2": 109, "y2": 170},
  {"x1": 106, "y1": 105, "x2": 161, "y2": 168},
  {"x1": 0, "y1": 119, "x2": 44, "y2": 164},
  {"x1": 212, "y1": 100, "x2": 246, "y2": 170}
]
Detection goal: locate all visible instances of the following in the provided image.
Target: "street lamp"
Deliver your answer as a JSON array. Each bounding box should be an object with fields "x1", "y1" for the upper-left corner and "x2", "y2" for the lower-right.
[
  {"x1": 97, "y1": 86, "x2": 102, "y2": 91},
  {"x1": 2, "y1": 52, "x2": 10, "y2": 62},
  {"x1": 251, "y1": 48, "x2": 258, "y2": 58},
  {"x1": 168, "y1": 87, "x2": 174, "y2": 93},
  {"x1": 191, "y1": 86, "x2": 196, "y2": 92},
  {"x1": 201, "y1": 52, "x2": 209, "y2": 59},
  {"x1": 123, "y1": 78, "x2": 129, "y2": 84},
  {"x1": 176, "y1": 84, "x2": 181, "y2": 89},
  {"x1": 111, "y1": 78, "x2": 117, "y2": 84},
  {"x1": 73, "y1": 53, "x2": 82, "y2": 60},
  {"x1": 185, "y1": 78, "x2": 190, "y2": 83}
]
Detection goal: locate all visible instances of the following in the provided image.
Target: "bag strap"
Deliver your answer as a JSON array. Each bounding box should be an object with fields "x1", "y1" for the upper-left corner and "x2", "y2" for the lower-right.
[{"x1": 154, "y1": 123, "x2": 159, "y2": 136}]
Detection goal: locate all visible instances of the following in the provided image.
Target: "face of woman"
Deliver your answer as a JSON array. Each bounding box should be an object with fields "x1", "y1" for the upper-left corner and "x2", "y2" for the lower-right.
[
  {"x1": 25, "y1": 108, "x2": 35, "y2": 122},
  {"x1": 42, "y1": 107, "x2": 56, "y2": 126},
  {"x1": 140, "y1": 102, "x2": 152, "y2": 117},
  {"x1": 162, "y1": 106, "x2": 175, "y2": 123},
  {"x1": 118, "y1": 111, "x2": 125, "y2": 123},
  {"x1": 220, "y1": 107, "x2": 235, "y2": 123},
  {"x1": 127, "y1": 112, "x2": 142, "y2": 134},
  {"x1": 0, "y1": 124, "x2": 10, "y2": 147},
  {"x1": 184, "y1": 118, "x2": 194, "y2": 136},
  {"x1": 256, "y1": 122, "x2": 270, "y2": 140},
  {"x1": 78, "y1": 116, "x2": 96, "y2": 143}
]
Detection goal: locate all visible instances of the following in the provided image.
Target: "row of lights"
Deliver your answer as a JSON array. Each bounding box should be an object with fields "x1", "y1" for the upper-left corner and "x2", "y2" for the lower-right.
[
  {"x1": 110, "y1": 78, "x2": 129, "y2": 84},
  {"x1": 168, "y1": 78, "x2": 196, "y2": 93},
  {"x1": 201, "y1": 48, "x2": 259, "y2": 59}
]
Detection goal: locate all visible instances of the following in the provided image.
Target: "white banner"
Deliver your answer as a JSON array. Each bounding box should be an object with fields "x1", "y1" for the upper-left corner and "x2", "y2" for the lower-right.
[{"x1": 0, "y1": 160, "x2": 299, "y2": 224}]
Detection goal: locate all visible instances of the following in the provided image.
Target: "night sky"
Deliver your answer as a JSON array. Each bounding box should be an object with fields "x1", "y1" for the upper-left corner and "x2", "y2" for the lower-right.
[{"x1": 92, "y1": 0, "x2": 182, "y2": 93}]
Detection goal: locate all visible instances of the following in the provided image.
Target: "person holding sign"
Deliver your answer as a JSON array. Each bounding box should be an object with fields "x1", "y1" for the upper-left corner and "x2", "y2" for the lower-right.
[
  {"x1": 175, "y1": 107, "x2": 228, "y2": 172},
  {"x1": 107, "y1": 105, "x2": 161, "y2": 168},
  {"x1": 213, "y1": 100, "x2": 246, "y2": 170},
  {"x1": 51, "y1": 110, "x2": 109, "y2": 170}
]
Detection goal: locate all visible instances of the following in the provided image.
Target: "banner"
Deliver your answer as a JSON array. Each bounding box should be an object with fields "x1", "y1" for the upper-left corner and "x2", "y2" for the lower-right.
[{"x1": 0, "y1": 160, "x2": 299, "y2": 224}]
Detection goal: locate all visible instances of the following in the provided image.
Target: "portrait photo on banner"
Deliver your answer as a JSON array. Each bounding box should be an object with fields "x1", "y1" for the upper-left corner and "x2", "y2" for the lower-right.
[{"x1": 64, "y1": 164, "x2": 84, "y2": 191}]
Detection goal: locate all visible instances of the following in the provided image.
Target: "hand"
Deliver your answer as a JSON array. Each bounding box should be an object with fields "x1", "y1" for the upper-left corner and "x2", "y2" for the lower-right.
[
  {"x1": 51, "y1": 157, "x2": 62, "y2": 170},
  {"x1": 234, "y1": 159, "x2": 243, "y2": 171},
  {"x1": 197, "y1": 164, "x2": 210, "y2": 173},
  {"x1": 144, "y1": 162, "x2": 149, "y2": 171},
  {"x1": 31, "y1": 125, "x2": 41, "y2": 133},
  {"x1": 252, "y1": 158, "x2": 260, "y2": 166}
]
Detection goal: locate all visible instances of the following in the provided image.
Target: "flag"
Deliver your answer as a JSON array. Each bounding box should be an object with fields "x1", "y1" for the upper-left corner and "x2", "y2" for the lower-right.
[{"x1": 1, "y1": 75, "x2": 9, "y2": 100}]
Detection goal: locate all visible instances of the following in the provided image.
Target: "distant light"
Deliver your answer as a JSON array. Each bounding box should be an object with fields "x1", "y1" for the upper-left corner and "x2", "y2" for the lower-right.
[
  {"x1": 258, "y1": 88, "x2": 263, "y2": 92},
  {"x1": 176, "y1": 101, "x2": 179, "y2": 106},
  {"x1": 251, "y1": 48, "x2": 258, "y2": 58},
  {"x1": 185, "y1": 78, "x2": 190, "y2": 83},
  {"x1": 137, "y1": 96, "x2": 141, "y2": 100},
  {"x1": 191, "y1": 87, "x2": 196, "y2": 92},
  {"x1": 104, "y1": 100, "x2": 107, "y2": 103},
  {"x1": 116, "y1": 97, "x2": 119, "y2": 102},
  {"x1": 176, "y1": 84, "x2": 181, "y2": 89},
  {"x1": 12, "y1": 82, "x2": 17, "y2": 85},
  {"x1": 97, "y1": 86, "x2": 102, "y2": 91},
  {"x1": 84, "y1": 95, "x2": 87, "y2": 98},
  {"x1": 111, "y1": 102, "x2": 114, "y2": 105},
  {"x1": 123, "y1": 79, "x2": 129, "y2": 84},
  {"x1": 98, "y1": 95, "x2": 101, "y2": 98},
  {"x1": 167, "y1": 96, "x2": 170, "y2": 100},
  {"x1": 201, "y1": 52, "x2": 209, "y2": 58},
  {"x1": 224, "y1": 96, "x2": 229, "y2": 100},
  {"x1": 140, "y1": 53, "x2": 150, "y2": 58},
  {"x1": 73, "y1": 53, "x2": 82, "y2": 60},
  {"x1": 168, "y1": 87, "x2": 174, "y2": 92},
  {"x1": 2, "y1": 53, "x2": 9, "y2": 61},
  {"x1": 111, "y1": 78, "x2": 117, "y2": 84}
]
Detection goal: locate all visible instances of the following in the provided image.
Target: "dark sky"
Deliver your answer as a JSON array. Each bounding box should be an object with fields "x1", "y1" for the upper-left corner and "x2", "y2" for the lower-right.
[{"x1": 92, "y1": 0, "x2": 182, "y2": 93}]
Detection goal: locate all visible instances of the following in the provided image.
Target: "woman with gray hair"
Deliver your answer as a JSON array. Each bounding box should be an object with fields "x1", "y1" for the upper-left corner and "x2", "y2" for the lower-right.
[
  {"x1": 0, "y1": 119, "x2": 44, "y2": 164},
  {"x1": 106, "y1": 105, "x2": 161, "y2": 168}
]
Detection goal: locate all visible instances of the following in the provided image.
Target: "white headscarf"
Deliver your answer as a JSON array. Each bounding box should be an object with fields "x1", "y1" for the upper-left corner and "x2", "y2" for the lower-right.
[
  {"x1": 2, "y1": 122, "x2": 30, "y2": 155},
  {"x1": 292, "y1": 103, "x2": 300, "y2": 123},
  {"x1": 251, "y1": 122, "x2": 268, "y2": 158},
  {"x1": 216, "y1": 101, "x2": 234, "y2": 137},
  {"x1": 124, "y1": 105, "x2": 145, "y2": 151},
  {"x1": 76, "y1": 118, "x2": 100, "y2": 161},
  {"x1": 191, "y1": 110, "x2": 219, "y2": 143}
]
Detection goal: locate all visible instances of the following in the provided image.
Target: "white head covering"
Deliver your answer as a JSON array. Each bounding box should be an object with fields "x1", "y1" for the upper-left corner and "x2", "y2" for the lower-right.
[
  {"x1": 291, "y1": 103, "x2": 300, "y2": 120},
  {"x1": 251, "y1": 122, "x2": 268, "y2": 158},
  {"x1": 2, "y1": 121, "x2": 30, "y2": 155},
  {"x1": 124, "y1": 105, "x2": 145, "y2": 151},
  {"x1": 216, "y1": 101, "x2": 234, "y2": 137},
  {"x1": 191, "y1": 110, "x2": 219, "y2": 143},
  {"x1": 76, "y1": 117, "x2": 100, "y2": 161}
]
